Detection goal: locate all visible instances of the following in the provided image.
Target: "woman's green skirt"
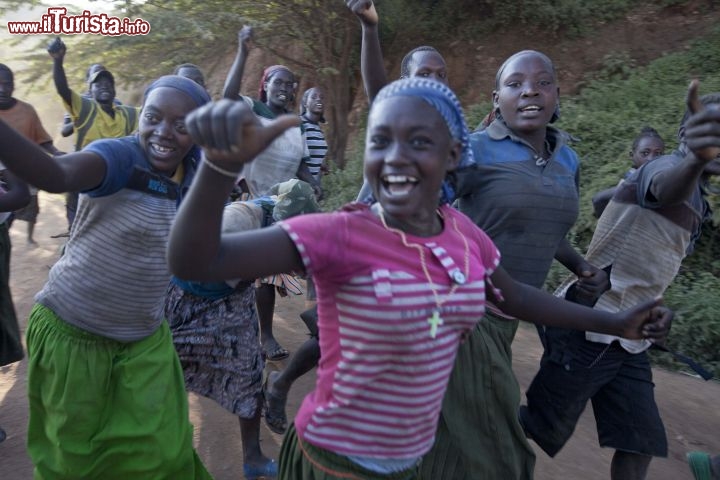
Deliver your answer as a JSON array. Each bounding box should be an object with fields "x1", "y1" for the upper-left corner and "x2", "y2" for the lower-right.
[
  {"x1": 419, "y1": 314, "x2": 536, "y2": 480},
  {"x1": 26, "y1": 304, "x2": 213, "y2": 480}
]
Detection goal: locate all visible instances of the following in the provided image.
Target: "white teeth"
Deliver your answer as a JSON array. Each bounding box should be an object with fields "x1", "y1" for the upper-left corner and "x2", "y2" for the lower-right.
[
  {"x1": 152, "y1": 143, "x2": 173, "y2": 153},
  {"x1": 522, "y1": 105, "x2": 541, "y2": 111},
  {"x1": 278, "y1": 94, "x2": 287, "y2": 100},
  {"x1": 384, "y1": 175, "x2": 418, "y2": 184},
  {"x1": 315, "y1": 103, "x2": 323, "y2": 108}
]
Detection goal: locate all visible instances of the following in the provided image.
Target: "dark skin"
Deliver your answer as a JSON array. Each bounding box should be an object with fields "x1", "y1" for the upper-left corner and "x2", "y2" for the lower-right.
[
  {"x1": 0, "y1": 70, "x2": 60, "y2": 157},
  {"x1": 493, "y1": 52, "x2": 559, "y2": 157},
  {"x1": 221, "y1": 25, "x2": 321, "y2": 198},
  {"x1": 167, "y1": 97, "x2": 671, "y2": 343},
  {"x1": 49, "y1": 42, "x2": 116, "y2": 118},
  {"x1": 0, "y1": 170, "x2": 30, "y2": 211},
  {"x1": 492, "y1": 51, "x2": 608, "y2": 302},
  {"x1": 61, "y1": 64, "x2": 108, "y2": 137},
  {"x1": 176, "y1": 66, "x2": 205, "y2": 88},
  {"x1": 650, "y1": 80, "x2": 720, "y2": 205},
  {"x1": 0, "y1": 86, "x2": 195, "y2": 195},
  {"x1": 302, "y1": 87, "x2": 331, "y2": 174},
  {"x1": 346, "y1": 0, "x2": 448, "y2": 103},
  {"x1": 592, "y1": 135, "x2": 665, "y2": 218}
]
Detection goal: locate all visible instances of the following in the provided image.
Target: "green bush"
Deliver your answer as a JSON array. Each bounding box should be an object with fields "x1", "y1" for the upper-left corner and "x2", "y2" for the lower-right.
[{"x1": 655, "y1": 271, "x2": 720, "y2": 378}]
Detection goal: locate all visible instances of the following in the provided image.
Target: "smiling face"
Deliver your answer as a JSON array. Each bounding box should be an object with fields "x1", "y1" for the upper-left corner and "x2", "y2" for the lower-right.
[
  {"x1": 304, "y1": 87, "x2": 325, "y2": 116},
  {"x1": 264, "y1": 69, "x2": 295, "y2": 112},
  {"x1": 365, "y1": 96, "x2": 460, "y2": 235},
  {"x1": 90, "y1": 75, "x2": 116, "y2": 106},
  {"x1": 139, "y1": 87, "x2": 196, "y2": 174},
  {"x1": 631, "y1": 136, "x2": 665, "y2": 168},
  {"x1": 408, "y1": 50, "x2": 448, "y2": 85},
  {"x1": 493, "y1": 52, "x2": 558, "y2": 138}
]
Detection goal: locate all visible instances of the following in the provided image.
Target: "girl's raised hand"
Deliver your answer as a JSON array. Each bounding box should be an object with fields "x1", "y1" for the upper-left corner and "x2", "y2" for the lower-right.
[
  {"x1": 186, "y1": 99, "x2": 300, "y2": 168},
  {"x1": 238, "y1": 25, "x2": 253, "y2": 50},
  {"x1": 346, "y1": 0, "x2": 378, "y2": 26}
]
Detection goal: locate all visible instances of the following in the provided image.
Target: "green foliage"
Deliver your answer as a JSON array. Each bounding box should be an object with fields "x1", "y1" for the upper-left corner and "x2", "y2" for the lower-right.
[
  {"x1": 655, "y1": 271, "x2": 720, "y2": 378},
  {"x1": 320, "y1": 149, "x2": 364, "y2": 212},
  {"x1": 464, "y1": 100, "x2": 494, "y2": 131},
  {"x1": 321, "y1": 107, "x2": 367, "y2": 212}
]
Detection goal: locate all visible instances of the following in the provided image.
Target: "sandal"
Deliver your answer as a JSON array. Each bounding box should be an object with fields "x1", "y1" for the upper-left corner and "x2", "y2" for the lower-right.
[
  {"x1": 688, "y1": 451, "x2": 715, "y2": 480},
  {"x1": 262, "y1": 339, "x2": 289, "y2": 361},
  {"x1": 243, "y1": 458, "x2": 278, "y2": 480},
  {"x1": 263, "y1": 371, "x2": 288, "y2": 434}
]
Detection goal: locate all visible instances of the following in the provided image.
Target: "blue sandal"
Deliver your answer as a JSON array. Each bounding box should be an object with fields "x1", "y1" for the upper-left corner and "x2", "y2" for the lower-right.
[
  {"x1": 688, "y1": 452, "x2": 714, "y2": 480},
  {"x1": 243, "y1": 458, "x2": 278, "y2": 480}
]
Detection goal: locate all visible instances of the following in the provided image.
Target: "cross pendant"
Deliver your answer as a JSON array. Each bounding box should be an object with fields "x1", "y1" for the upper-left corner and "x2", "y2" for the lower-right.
[{"x1": 428, "y1": 310, "x2": 444, "y2": 339}]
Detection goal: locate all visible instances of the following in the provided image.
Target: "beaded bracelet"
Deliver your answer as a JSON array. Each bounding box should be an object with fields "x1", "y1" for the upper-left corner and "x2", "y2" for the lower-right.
[{"x1": 203, "y1": 159, "x2": 242, "y2": 179}]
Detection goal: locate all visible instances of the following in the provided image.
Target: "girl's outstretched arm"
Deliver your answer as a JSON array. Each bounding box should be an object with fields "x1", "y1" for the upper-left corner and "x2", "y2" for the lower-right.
[
  {"x1": 487, "y1": 266, "x2": 672, "y2": 341},
  {"x1": 168, "y1": 99, "x2": 303, "y2": 283},
  {"x1": 0, "y1": 119, "x2": 106, "y2": 193}
]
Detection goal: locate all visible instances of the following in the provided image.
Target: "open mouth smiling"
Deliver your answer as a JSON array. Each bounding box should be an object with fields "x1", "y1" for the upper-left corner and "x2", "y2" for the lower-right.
[{"x1": 382, "y1": 174, "x2": 419, "y2": 197}]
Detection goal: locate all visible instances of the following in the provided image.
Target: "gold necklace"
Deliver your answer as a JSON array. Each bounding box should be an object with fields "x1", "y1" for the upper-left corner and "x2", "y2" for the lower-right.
[{"x1": 378, "y1": 208, "x2": 471, "y2": 339}]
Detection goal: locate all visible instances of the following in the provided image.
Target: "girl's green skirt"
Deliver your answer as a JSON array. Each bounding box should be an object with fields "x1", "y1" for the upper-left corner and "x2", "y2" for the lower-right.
[{"x1": 26, "y1": 304, "x2": 213, "y2": 480}]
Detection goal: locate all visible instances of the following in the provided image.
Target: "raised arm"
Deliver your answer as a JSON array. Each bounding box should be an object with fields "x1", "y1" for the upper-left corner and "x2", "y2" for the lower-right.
[
  {"x1": 168, "y1": 99, "x2": 304, "y2": 281},
  {"x1": 0, "y1": 170, "x2": 30, "y2": 212},
  {"x1": 487, "y1": 265, "x2": 671, "y2": 341},
  {"x1": 222, "y1": 26, "x2": 253, "y2": 100},
  {"x1": 47, "y1": 37, "x2": 72, "y2": 107},
  {"x1": 346, "y1": 0, "x2": 388, "y2": 103},
  {"x1": 649, "y1": 81, "x2": 720, "y2": 205},
  {"x1": 0, "y1": 119, "x2": 106, "y2": 193}
]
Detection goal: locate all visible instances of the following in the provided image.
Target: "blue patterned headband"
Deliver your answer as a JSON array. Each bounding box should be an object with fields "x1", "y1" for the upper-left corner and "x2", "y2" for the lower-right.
[
  {"x1": 144, "y1": 75, "x2": 211, "y2": 108},
  {"x1": 371, "y1": 78, "x2": 475, "y2": 204}
]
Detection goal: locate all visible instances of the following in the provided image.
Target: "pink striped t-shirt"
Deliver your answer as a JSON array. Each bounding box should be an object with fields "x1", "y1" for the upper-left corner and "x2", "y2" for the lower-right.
[{"x1": 278, "y1": 203, "x2": 501, "y2": 460}]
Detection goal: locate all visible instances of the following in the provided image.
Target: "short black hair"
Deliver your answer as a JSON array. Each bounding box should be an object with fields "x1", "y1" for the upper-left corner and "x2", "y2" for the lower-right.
[
  {"x1": 495, "y1": 50, "x2": 557, "y2": 90},
  {"x1": 632, "y1": 126, "x2": 664, "y2": 151},
  {"x1": 494, "y1": 50, "x2": 560, "y2": 123},
  {"x1": 0, "y1": 63, "x2": 14, "y2": 82},
  {"x1": 173, "y1": 63, "x2": 201, "y2": 75},
  {"x1": 400, "y1": 46, "x2": 441, "y2": 78}
]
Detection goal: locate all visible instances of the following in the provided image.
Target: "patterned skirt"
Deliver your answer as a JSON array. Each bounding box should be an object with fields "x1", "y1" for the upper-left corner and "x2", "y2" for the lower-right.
[{"x1": 165, "y1": 282, "x2": 264, "y2": 419}]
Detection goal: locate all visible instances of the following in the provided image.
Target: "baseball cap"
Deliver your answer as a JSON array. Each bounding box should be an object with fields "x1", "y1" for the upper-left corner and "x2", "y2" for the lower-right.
[{"x1": 88, "y1": 69, "x2": 114, "y2": 85}]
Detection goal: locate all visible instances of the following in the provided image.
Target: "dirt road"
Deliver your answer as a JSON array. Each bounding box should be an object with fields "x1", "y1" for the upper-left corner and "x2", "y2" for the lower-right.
[{"x1": 1, "y1": 192, "x2": 718, "y2": 479}]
